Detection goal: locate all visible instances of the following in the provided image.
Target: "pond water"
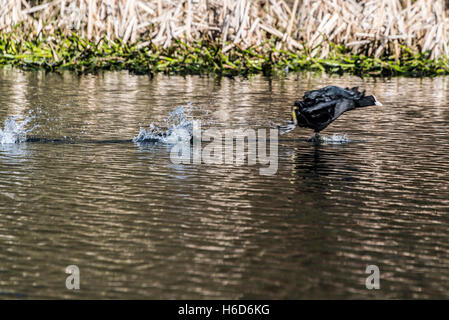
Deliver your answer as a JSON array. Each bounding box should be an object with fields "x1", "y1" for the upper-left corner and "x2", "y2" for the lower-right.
[{"x1": 0, "y1": 69, "x2": 448, "y2": 299}]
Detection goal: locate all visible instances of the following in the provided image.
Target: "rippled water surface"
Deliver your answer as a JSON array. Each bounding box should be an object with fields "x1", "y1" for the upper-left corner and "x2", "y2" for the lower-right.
[{"x1": 0, "y1": 69, "x2": 448, "y2": 299}]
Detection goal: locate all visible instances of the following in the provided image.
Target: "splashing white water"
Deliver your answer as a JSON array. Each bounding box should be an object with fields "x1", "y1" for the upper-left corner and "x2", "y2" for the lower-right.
[
  {"x1": 322, "y1": 133, "x2": 350, "y2": 144},
  {"x1": 133, "y1": 105, "x2": 197, "y2": 144},
  {"x1": 308, "y1": 133, "x2": 350, "y2": 144},
  {"x1": 0, "y1": 115, "x2": 35, "y2": 144},
  {"x1": 278, "y1": 122, "x2": 296, "y2": 135}
]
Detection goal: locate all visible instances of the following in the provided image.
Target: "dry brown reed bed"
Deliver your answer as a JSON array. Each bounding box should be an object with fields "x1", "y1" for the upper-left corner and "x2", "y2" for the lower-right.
[{"x1": 0, "y1": 0, "x2": 448, "y2": 60}]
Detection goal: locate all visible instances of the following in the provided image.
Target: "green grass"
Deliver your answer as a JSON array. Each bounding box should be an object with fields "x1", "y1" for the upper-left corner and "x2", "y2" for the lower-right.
[{"x1": 1, "y1": 32, "x2": 449, "y2": 77}]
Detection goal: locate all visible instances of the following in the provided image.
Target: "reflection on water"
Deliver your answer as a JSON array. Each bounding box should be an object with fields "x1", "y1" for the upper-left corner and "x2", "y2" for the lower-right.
[{"x1": 0, "y1": 69, "x2": 449, "y2": 299}]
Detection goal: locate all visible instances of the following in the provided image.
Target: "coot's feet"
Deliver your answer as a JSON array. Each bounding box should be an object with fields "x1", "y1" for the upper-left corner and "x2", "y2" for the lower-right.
[{"x1": 307, "y1": 133, "x2": 324, "y2": 144}]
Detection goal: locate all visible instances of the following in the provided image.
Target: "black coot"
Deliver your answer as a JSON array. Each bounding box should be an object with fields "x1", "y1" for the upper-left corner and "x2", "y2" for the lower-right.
[{"x1": 282, "y1": 86, "x2": 382, "y2": 134}]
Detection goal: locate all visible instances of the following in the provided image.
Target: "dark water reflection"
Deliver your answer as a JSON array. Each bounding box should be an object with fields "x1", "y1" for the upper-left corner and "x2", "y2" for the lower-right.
[{"x1": 0, "y1": 69, "x2": 448, "y2": 299}]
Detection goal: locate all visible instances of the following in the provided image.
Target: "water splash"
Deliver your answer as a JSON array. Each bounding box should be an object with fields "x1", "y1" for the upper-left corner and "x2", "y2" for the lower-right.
[
  {"x1": 308, "y1": 133, "x2": 351, "y2": 144},
  {"x1": 0, "y1": 115, "x2": 35, "y2": 144},
  {"x1": 278, "y1": 122, "x2": 296, "y2": 135},
  {"x1": 133, "y1": 105, "x2": 196, "y2": 144}
]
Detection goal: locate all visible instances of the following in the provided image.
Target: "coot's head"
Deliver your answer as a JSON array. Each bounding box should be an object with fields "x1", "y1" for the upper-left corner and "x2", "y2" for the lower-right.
[
  {"x1": 373, "y1": 95, "x2": 383, "y2": 106},
  {"x1": 358, "y1": 95, "x2": 383, "y2": 107}
]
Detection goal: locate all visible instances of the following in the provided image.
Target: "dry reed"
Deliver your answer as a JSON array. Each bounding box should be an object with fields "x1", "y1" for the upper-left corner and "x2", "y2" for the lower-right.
[{"x1": 0, "y1": 0, "x2": 448, "y2": 59}]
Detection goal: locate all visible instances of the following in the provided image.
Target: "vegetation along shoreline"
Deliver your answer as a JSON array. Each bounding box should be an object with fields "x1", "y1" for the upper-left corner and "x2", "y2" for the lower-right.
[{"x1": 1, "y1": 0, "x2": 449, "y2": 77}]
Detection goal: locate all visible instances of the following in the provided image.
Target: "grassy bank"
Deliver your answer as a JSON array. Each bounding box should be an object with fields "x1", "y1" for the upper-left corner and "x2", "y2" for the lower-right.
[{"x1": 1, "y1": 32, "x2": 449, "y2": 77}]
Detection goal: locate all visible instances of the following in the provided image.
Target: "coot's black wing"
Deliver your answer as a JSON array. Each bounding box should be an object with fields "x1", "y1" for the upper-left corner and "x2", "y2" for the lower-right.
[
  {"x1": 297, "y1": 100, "x2": 338, "y2": 131},
  {"x1": 292, "y1": 85, "x2": 368, "y2": 132},
  {"x1": 297, "y1": 98, "x2": 357, "y2": 132},
  {"x1": 302, "y1": 86, "x2": 364, "y2": 105}
]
